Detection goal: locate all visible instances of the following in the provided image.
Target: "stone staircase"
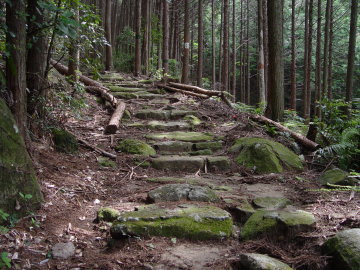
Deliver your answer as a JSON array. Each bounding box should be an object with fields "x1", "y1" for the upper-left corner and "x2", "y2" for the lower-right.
[{"x1": 97, "y1": 74, "x2": 319, "y2": 269}]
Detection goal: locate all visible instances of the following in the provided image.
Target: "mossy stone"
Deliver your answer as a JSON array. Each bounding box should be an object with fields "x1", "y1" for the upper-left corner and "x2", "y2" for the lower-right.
[
  {"x1": 234, "y1": 200, "x2": 256, "y2": 223},
  {"x1": 0, "y1": 98, "x2": 42, "y2": 216},
  {"x1": 206, "y1": 156, "x2": 231, "y2": 171},
  {"x1": 147, "y1": 184, "x2": 219, "y2": 203},
  {"x1": 230, "y1": 137, "x2": 303, "y2": 174},
  {"x1": 320, "y1": 168, "x2": 351, "y2": 186},
  {"x1": 146, "y1": 177, "x2": 205, "y2": 185},
  {"x1": 241, "y1": 209, "x2": 315, "y2": 240},
  {"x1": 153, "y1": 141, "x2": 193, "y2": 153},
  {"x1": 97, "y1": 157, "x2": 117, "y2": 168},
  {"x1": 323, "y1": 229, "x2": 360, "y2": 270},
  {"x1": 151, "y1": 155, "x2": 205, "y2": 172},
  {"x1": 101, "y1": 73, "x2": 124, "y2": 81},
  {"x1": 112, "y1": 92, "x2": 137, "y2": 99},
  {"x1": 116, "y1": 139, "x2": 156, "y2": 156},
  {"x1": 194, "y1": 141, "x2": 223, "y2": 151},
  {"x1": 97, "y1": 207, "x2": 120, "y2": 222},
  {"x1": 189, "y1": 149, "x2": 213, "y2": 156},
  {"x1": 253, "y1": 197, "x2": 291, "y2": 210},
  {"x1": 184, "y1": 115, "x2": 201, "y2": 126},
  {"x1": 52, "y1": 128, "x2": 79, "y2": 154},
  {"x1": 135, "y1": 110, "x2": 170, "y2": 120},
  {"x1": 109, "y1": 86, "x2": 144, "y2": 92},
  {"x1": 147, "y1": 121, "x2": 191, "y2": 131},
  {"x1": 238, "y1": 253, "x2": 294, "y2": 270},
  {"x1": 146, "y1": 131, "x2": 214, "y2": 142},
  {"x1": 110, "y1": 204, "x2": 233, "y2": 240}
]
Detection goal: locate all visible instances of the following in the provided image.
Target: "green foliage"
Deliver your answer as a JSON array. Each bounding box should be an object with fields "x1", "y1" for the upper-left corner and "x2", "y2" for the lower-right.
[
  {"x1": 0, "y1": 209, "x2": 9, "y2": 234},
  {"x1": 0, "y1": 252, "x2": 11, "y2": 269},
  {"x1": 114, "y1": 51, "x2": 134, "y2": 73}
]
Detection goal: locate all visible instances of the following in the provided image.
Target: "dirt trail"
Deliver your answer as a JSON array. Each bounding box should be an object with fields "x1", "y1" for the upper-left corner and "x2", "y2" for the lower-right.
[{"x1": 1, "y1": 73, "x2": 359, "y2": 270}]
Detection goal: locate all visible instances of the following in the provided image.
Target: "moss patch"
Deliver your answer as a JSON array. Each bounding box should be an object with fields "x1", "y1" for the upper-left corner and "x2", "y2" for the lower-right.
[
  {"x1": 230, "y1": 137, "x2": 303, "y2": 174},
  {"x1": 320, "y1": 168, "x2": 351, "y2": 186},
  {"x1": 184, "y1": 115, "x2": 201, "y2": 126},
  {"x1": 97, "y1": 207, "x2": 120, "y2": 222},
  {"x1": 116, "y1": 139, "x2": 156, "y2": 156},
  {"x1": 0, "y1": 98, "x2": 42, "y2": 216},
  {"x1": 52, "y1": 128, "x2": 79, "y2": 154},
  {"x1": 194, "y1": 141, "x2": 223, "y2": 151},
  {"x1": 253, "y1": 197, "x2": 291, "y2": 210},
  {"x1": 97, "y1": 157, "x2": 117, "y2": 168},
  {"x1": 241, "y1": 210, "x2": 278, "y2": 240},
  {"x1": 110, "y1": 204, "x2": 233, "y2": 240}
]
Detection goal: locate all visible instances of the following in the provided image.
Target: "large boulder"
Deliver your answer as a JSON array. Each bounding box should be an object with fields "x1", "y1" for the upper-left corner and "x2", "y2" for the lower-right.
[
  {"x1": 110, "y1": 204, "x2": 233, "y2": 240},
  {"x1": 236, "y1": 253, "x2": 293, "y2": 270},
  {"x1": 0, "y1": 99, "x2": 42, "y2": 216},
  {"x1": 229, "y1": 137, "x2": 303, "y2": 173},
  {"x1": 52, "y1": 128, "x2": 79, "y2": 154},
  {"x1": 320, "y1": 168, "x2": 353, "y2": 186},
  {"x1": 323, "y1": 228, "x2": 360, "y2": 270}
]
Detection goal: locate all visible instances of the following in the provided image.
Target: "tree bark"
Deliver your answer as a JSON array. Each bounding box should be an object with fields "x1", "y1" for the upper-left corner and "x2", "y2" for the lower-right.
[
  {"x1": 345, "y1": 0, "x2": 358, "y2": 103},
  {"x1": 105, "y1": 0, "x2": 113, "y2": 71},
  {"x1": 327, "y1": 0, "x2": 333, "y2": 99},
  {"x1": 231, "y1": 0, "x2": 237, "y2": 100},
  {"x1": 212, "y1": 0, "x2": 216, "y2": 89},
  {"x1": 134, "y1": 0, "x2": 142, "y2": 76},
  {"x1": 6, "y1": 0, "x2": 27, "y2": 137},
  {"x1": 257, "y1": 0, "x2": 266, "y2": 106},
  {"x1": 315, "y1": 0, "x2": 322, "y2": 118},
  {"x1": 162, "y1": 0, "x2": 169, "y2": 75},
  {"x1": 290, "y1": 0, "x2": 297, "y2": 111},
  {"x1": 197, "y1": 0, "x2": 204, "y2": 87},
  {"x1": 105, "y1": 101, "x2": 126, "y2": 134},
  {"x1": 181, "y1": 0, "x2": 190, "y2": 84},
  {"x1": 221, "y1": 0, "x2": 229, "y2": 92},
  {"x1": 68, "y1": 1, "x2": 80, "y2": 82},
  {"x1": 265, "y1": 0, "x2": 284, "y2": 121},
  {"x1": 322, "y1": 0, "x2": 331, "y2": 98}
]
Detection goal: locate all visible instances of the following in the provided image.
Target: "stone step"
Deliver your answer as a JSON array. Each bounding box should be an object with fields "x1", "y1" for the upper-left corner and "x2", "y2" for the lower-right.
[
  {"x1": 112, "y1": 91, "x2": 163, "y2": 100},
  {"x1": 146, "y1": 131, "x2": 217, "y2": 142},
  {"x1": 110, "y1": 204, "x2": 233, "y2": 240},
  {"x1": 128, "y1": 121, "x2": 191, "y2": 131},
  {"x1": 100, "y1": 73, "x2": 124, "y2": 82},
  {"x1": 150, "y1": 155, "x2": 230, "y2": 172},
  {"x1": 135, "y1": 109, "x2": 197, "y2": 120},
  {"x1": 152, "y1": 140, "x2": 224, "y2": 155},
  {"x1": 108, "y1": 85, "x2": 164, "y2": 94}
]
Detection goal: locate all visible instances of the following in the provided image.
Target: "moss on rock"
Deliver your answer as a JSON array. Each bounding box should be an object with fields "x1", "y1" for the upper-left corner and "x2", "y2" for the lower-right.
[
  {"x1": 110, "y1": 204, "x2": 233, "y2": 240},
  {"x1": 0, "y1": 98, "x2": 42, "y2": 216},
  {"x1": 184, "y1": 115, "x2": 201, "y2": 126},
  {"x1": 52, "y1": 128, "x2": 79, "y2": 154},
  {"x1": 238, "y1": 253, "x2": 294, "y2": 270},
  {"x1": 97, "y1": 157, "x2": 117, "y2": 168},
  {"x1": 146, "y1": 131, "x2": 214, "y2": 142},
  {"x1": 320, "y1": 168, "x2": 351, "y2": 186},
  {"x1": 230, "y1": 137, "x2": 303, "y2": 174},
  {"x1": 97, "y1": 207, "x2": 120, "y2": 222},
  {"x1": 116, "y1": 139, "x2": 156, "y2": 156},
  {"x1": 253, "y1": 197, "x2": 291, "y2": 210}
]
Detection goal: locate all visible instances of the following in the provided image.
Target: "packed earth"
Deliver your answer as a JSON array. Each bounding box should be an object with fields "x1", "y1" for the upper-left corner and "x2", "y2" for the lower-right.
[{"x1": 1, "y1": 71, "x2": 359, "y2": 270}]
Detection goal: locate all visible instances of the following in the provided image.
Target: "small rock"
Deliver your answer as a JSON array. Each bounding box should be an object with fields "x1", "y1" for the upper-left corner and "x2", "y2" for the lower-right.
[
  {"x1": 97, "y1": 207, "x2": 120, "y2": 222},
  {"x1": 320, "y1": 168, "x2": 352, "y2": 186},
  {"x1": 237, "y1": 253, "x2": 293, "y2": 270},
  {"x1": 52, "y1": 242, "x2": 75, "y2": 259},
  {"x1": 253, "y1": 197, "x2": 291, "y2": 210}
]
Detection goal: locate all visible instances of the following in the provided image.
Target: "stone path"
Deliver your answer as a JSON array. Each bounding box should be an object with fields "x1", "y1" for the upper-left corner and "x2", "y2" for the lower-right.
[{"x1": 97, "y1": 73, "x2": 319, "y2": 269}]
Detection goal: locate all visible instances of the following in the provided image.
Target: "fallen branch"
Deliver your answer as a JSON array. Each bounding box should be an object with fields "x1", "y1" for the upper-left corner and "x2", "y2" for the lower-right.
[
  {"x1": 104, "y1": 101, "x2": 126, "y2": 134},
  {"x1": 159, "y1": 84, "x2": 209, "y2": 99},
  {"x1": 250, "y1": 114, "x2": 320, "y2": 151},
  {"x1": 50, "y1": 59, "x2": 117, "y2": 107},
  {"x1": 77, "y1": 136, "x2": 117, "y2": 160}
]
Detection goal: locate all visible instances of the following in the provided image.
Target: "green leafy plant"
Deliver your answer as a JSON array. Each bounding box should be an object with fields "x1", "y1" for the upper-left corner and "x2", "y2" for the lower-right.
[
  {"x1": 0, "y1": 252, "x2": 11, "y2": 269},
  {"x1": 0, "y1": 209, "x2": 9, "y2": 234}
]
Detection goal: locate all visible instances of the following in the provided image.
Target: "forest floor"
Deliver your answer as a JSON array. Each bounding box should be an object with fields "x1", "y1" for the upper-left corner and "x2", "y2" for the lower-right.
[{"x1": 1, "y1": 72, "x2": 359, "y2": 270}]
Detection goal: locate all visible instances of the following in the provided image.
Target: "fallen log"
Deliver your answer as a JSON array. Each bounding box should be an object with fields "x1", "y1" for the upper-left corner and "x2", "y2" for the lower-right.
[
  {"x1": 50, "y1": 59, "x2": 117, "y2": 107},
  {"x1": 250, "y1": 114, "x2": 320, "y2": 151},
  {"x1": 104, "y1": 101, "x2": 126, "y2": 134},
  {"x1": 169, "y1": 82, "x2": 222, "y2": 96},
  {"x1": 159, "y1": 84, "x2": 209, "y2": 99}
]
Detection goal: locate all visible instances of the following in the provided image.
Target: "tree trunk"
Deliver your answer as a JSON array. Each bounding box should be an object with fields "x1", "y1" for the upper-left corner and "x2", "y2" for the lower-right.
[
  {"x1": 315, "y1": 0, "x2": 322, "y2": 118},
  {"x1": 231, "y1": 0, "x2": 237, "y2": 100},
  {"x1": 303, "y1": 0, "x2": 309, "y2": 118},
  {"x1": 6, "y1": 0, "x2": 27, "y2": 137},
  {"x1": 345, "y1": 0, "x2": 358, "y2": 103},
  {"x1": 105, "y1": 101, "x2": 126, "y2": 134},
  {"x1": 265, "y1": 0, "x2": 284, "y2": 121},
  {"x1": 304, "y1": 0, "x2": 313, "y2": 120},
  {"x1": 26, "y1": 0, "x2": 47, "y2": 117},
  {"x1": 68, "y1": 1, "x2": 80, "y2": 82},
  {"x1": 322, "y1": 0, "x2": 331, "y2": 98},
  {"x1": 197, "y1": 0, "x2": 204, "y2": 87},
  {"x1": 105, "y1": 0, "x2": 113, "y2": 71},
  {"x1": 181, "y1": 0, "x2": 190, "y2": 84},
  {"x1": 221, "y1": 0, "x2": 229, "y2": 92},
  {"x1": 257, "y1": 0, "x2": 266, "y2": 106},
  {"x1": 327, "y1": 0, "x2": 333, "y2": 99},
  {"x1": 162, "y1": 0, "x2": 169, "y2": 75},
  {"x1": 245, "y1": 0, "x2": 250, "y2": 104},
  {"x1": 134, "y1": 0, "x2": 142, "y2": 76},
  {"x1": 212, "y1": 0, "x2": 216, "y2": 89},
  {"x1": 290, "y1": 0, "x2": 297, "y2": 111}
]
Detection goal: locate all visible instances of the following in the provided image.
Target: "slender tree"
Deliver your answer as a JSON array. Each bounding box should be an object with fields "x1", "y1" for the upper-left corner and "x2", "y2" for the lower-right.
[
  {"x1": 162, "y1": 0, "x2": 169, "y2": 75},
  {"x1": 265, "y1": 0, "x2": 284, "y2": 121},
  {"x1": 221, "y1": 0, "x2": 229, "y2": 92},
  {"x1": 197, "y1": 0, "x2": 204, "y2": 87},
  {"x1": 181, "y1": 0, "x2": 190, "y2": 84},
  {"x1": 6, "y1": 0, "x2": 27, "y2": 137},
  {"x1": 322, "y1": 0, "x2": 331, "y2": 97},
  {"x1": 257, "y1": 0, "x2": 266, "y2": 106},
  {"x1": 315, "y1": 0, "x2": 322, "y2": 117},
  {"x1": 345, "y1": 0, "x2": 358, "y2": 103},
  {"x1": 212, "y1": 0, "x2": 216, "y2": 89},
  {"x1": 231, "y1": 0, "x2": 237, "y2": 99},
  {"x1": 327, "y1": 0, "x2": 334, "y2": 99},
  {"x1": 68, "y1": 0, "x2": 80, "y2": 83},
  {"x1": 134, "y1": 0, "x2": 142, "y2": 76},
  {"x1": 105, "y1": 0, "x2": 113, "y2": 71},
  {"x1": 290, "y1": 0, "x2": 297, "y2": 110}
]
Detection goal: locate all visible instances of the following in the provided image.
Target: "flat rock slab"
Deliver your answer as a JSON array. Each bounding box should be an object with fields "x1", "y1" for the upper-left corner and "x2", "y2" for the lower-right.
[
  {"x1": 52, "y1": 242, "x2": 75, "y2": 259},
  {"x1": 113, "y1": 91, "x2": 163, "y2": 100},
  {"x1": 237, "y1": 253, "x2": 293, "y2": 270},
  {"x1": 148, "y1": 184, "x2": 219, "y2": 203},
  {"x1": 146, "y1": 131, "x2": 215, "y2": 142},
  {"x1": 135, "y1": 109, "x2": 197, "y2": 120},
  {"x1": 128, "y1": 121, "x2": 191, "y2": 131},
  {"x1": 153, "y1": 141, "x2": 194, "y2": 153},
  {"x1": 100, "y1": 73, "x2": 124, "y2": 81},
  {"x1": 110, "y1": 204, "x2": 233, "y2": 240},
  {"x1": 146, "y1": 177, "x2": 212, "y2": 186},
  {"x1": 241, "y1": 209, "x2": 316, "y2": 240},
  {"x1": 206, "y1": 156, "x2": 231, "y2": 171},
  {"x1": 253, "y1": 197, "x2": 291, "y2": 210},
  {"x1": 151, "y1": 156, "x2": 205, "y2": 172},
  {"x1": 323, "y1": 228, "x2": 360, "y2": 270}
]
